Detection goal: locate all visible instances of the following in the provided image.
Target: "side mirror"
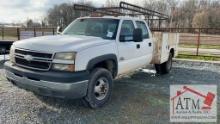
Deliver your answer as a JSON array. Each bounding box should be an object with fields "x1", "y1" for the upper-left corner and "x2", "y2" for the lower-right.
[
  {"x1": 133, "y1": 28, "x2": 143, "y2": 42},
  {"x1": 56, "y1": 26, "x2": 63, "y2": 34}
]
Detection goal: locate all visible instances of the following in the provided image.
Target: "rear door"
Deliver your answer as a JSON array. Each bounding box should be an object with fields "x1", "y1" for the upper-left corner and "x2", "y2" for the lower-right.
[
  {"x1": 117, "y1": 20, "x2": 143, "y2": 74},
  {"x1": 135, "y1": 21, "x2": 153, "y2": 65}
]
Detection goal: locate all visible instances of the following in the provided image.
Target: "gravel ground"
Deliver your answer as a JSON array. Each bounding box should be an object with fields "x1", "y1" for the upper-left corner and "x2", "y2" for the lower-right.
[{"x1": 0, "y1": 61, "x2": 220, "y2": 124}]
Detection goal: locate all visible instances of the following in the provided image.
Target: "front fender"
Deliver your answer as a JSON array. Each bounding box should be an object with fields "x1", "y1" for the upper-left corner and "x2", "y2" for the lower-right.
[{"x1": 86, "y1": 54, "x2": 118, "y2": 77}]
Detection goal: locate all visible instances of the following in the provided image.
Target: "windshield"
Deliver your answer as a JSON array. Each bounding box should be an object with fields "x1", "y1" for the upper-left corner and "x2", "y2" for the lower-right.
[{"x1": 63, "y1": 18, "x2": 119, "y2": 40}]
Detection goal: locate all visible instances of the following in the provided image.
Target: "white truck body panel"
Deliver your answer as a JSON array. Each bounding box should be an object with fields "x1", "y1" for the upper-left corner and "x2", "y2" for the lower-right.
[
  {"x1": 75, "y1": 42, "x2": 118, "y2": 71},
  {"x1": 14, "y1": 35, "x2": 111, "y2": 53},
  {"x1": 151, "y1": 32, "x2": 179, "y2": 64}
]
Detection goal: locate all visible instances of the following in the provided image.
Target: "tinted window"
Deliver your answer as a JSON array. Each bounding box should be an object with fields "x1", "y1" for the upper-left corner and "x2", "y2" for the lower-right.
[
  {"x1": 136, "y1": 21, "x2": 149, "y2": 39},
  {"x1": 63, "y1": 18, "x2": 119, "y2": 40},
  {"x1": 120, "y1": 20, "x2": 135, "y2": 41}
]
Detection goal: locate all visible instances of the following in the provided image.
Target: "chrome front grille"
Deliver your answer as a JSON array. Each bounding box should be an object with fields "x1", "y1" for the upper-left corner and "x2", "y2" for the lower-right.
[{"x1": 14, "y1": 49, "x2": 53, "y2": 71}]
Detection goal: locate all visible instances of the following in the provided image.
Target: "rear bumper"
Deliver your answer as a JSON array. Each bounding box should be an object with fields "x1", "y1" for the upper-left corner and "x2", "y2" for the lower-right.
[{"x1": 4, "y1": 61, "x2": 89, "y2": 99}]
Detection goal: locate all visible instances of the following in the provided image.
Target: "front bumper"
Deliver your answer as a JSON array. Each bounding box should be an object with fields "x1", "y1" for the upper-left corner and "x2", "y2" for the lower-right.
[{"x1": 4, "y1": 61, "x2": 89, "y2": 99}]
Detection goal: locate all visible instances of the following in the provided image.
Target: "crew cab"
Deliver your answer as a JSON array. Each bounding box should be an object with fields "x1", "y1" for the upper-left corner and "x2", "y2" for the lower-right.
[{"x1": 4, "y1": 16, "x2": 178, "y2": 108}]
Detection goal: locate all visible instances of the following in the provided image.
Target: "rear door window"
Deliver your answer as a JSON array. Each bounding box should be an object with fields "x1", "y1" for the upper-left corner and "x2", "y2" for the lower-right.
[{"x1": 136, "y1": 21, "x2": 149, "y2": 39}]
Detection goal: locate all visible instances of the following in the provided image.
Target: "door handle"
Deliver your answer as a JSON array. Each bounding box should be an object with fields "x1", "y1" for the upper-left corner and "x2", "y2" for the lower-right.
[
  {"x1": 148, "y1": 42, "x2": 152, "y2": 47},
  {"x1": 136, "y1": 44, "x2": 140, "y2": 49}
]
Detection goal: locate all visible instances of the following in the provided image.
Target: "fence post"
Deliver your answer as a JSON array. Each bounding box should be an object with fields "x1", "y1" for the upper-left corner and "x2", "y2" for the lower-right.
[
  {"x1": 17, "y1": 28, "x2": 20, "y2": 40},
  {"x1": 158, "y1": 18, "x2": 161, "y2": 30},
  {"x1": 34, "y1": 28, "x2": 36, "y2": 37},
  {"x1": 52, "y1": 28, "x2": 55, "y2": 35},
  {"x1": 196, "y1": 28, "x2": 201, "y2": 56},
  {"x1": 2, "y1": 27, "x2": 4, "y2": 40}
]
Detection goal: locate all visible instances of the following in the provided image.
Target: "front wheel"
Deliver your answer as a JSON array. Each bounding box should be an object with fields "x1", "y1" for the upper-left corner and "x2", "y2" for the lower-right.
[
  {"x1": 155, "y1": 53, "x2": 173, "y2": 74},
  {"x1": 83, "y1": 68, "x2": 113, "y2": 108}
]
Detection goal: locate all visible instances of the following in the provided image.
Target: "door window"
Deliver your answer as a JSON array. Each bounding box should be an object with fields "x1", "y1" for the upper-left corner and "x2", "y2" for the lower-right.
[{"x1": 136, "y1": 21, "x2": 149, "y2": 39}]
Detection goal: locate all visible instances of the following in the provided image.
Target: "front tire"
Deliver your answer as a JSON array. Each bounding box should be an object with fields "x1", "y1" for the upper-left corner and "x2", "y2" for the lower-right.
[
  {"x1": 83, "y1": 68, "x2": 113, "y2": 108},
  {"x1": 155, "y1": 53, "x2": 173, "y2": 74}
]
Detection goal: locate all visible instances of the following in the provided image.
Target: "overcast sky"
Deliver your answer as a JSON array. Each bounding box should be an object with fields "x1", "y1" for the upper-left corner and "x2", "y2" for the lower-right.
[{"x1": 0, "y1": 0, "x2": 110, "y2": 23}]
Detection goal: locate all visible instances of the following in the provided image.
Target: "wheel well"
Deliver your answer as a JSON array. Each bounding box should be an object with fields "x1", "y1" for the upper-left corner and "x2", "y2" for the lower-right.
[
  {"x1": 91, "y1": 60, "x2": 117, "y2": 78},
  {"x1": 170, "y1": 48, "x2": 174, "y2": 57}
]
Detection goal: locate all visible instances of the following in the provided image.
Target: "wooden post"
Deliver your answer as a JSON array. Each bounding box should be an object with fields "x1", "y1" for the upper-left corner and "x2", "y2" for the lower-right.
[
  {"x1": 147, "y1": 16, "x2": 150, "y2": 26},
  {"x1": 2, "y1": 27, "x2": 4, "y2": 40},
  {"x1": 34, "y1": 28, "x2": 36, "y2": 37},
  {"x1": 42, "y1": 29, "x2": 44, "y2": 36},
  {"x1": 196, "y1": 29, "x2": 201, "y2": 56},
  {"x1": 150, "y1": 16, "x2": 153, "y2": 28},
  {"x1": 158, "y1": 18, "x2": 161, "y2": 29},
  {"x1": 17, "y1": 28, "x2": 20, "y2": 40},
  {"x1": 52, "y1": 28, "x2": 55, "y2": 35}
]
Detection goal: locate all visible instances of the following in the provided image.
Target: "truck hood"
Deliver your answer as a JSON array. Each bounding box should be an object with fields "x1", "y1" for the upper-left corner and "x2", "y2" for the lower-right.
[{"x1": 13, "y1": 35, "x2": 112, "y2": 53}]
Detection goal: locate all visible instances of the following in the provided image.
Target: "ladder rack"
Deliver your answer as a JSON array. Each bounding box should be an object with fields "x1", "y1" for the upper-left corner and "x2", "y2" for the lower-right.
[{"x1": 73, "y1": 2, "x2": 169, "y2": 28}]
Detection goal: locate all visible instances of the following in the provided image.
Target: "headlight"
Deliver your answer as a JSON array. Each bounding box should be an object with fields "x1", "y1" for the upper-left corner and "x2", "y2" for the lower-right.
[
  {"x1": 9, "y1": 45, "x2": 15, "y2": 63},
  {"x1": 52, "y1": 64, "x2": 75, "y2": 72},
  {"x1": 52, "y1": 52, "x2": 76, "y2": 72},
  {"x1": 54, "y1": 52, "x2": 75, "y2": 60}
]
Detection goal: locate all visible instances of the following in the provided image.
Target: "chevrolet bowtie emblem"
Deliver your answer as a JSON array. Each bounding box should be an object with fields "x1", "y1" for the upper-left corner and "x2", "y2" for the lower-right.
[{"x1": 24, "y1": 55, "x2": 33, "y2": 61}]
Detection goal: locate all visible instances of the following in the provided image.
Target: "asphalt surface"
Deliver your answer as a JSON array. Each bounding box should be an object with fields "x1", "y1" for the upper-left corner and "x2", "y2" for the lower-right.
[{"x1": 0, "y1": 61, "x2": 220, "y2": 124}]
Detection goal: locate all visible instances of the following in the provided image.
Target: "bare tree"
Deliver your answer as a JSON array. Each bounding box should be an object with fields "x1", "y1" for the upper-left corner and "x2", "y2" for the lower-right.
[
  {"x1": 165, "y1": 0, "x2": 179, "y2": 27},
  {"x1": 26, "y1": 19, "x2": 41, "y2": 27},
  {"x1": 47, "y1": 1, "x2": 92, "y2": 27},
  {"x1": 143, "y1": 0, "x2": 169, "y2": 28},
  {"x1": 47, "y1": 3, "x2": 78, "y2": 27},
  {"x1": 46, "y1": 0, "x2": 220, "y2": 28},
  {"x1": 192, "y1": 11, "x2": 209, "y2": 28},
  {"x1": 105, "y1": 0, "x2": 120, "y2": 7},
  {"x1": 26, "y1": 19, "x2": 34, "y2": 27},
  {"x1": 207, "y1": 1, "x2": 220, "y2": 28}
]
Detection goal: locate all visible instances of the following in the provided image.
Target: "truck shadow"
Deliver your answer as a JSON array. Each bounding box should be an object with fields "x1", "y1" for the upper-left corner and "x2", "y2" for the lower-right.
[{"x1": 35, "y1": 66, "x2": 220, "y2": 123}]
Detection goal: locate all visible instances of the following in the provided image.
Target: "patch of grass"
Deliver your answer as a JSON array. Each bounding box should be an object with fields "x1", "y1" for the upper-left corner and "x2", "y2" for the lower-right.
[
  {"x1": 176, "y1": 54, "x2": 220, "y2": 61},
  {"x1": 0, "y1": 36, "x2": 18, "y2": 40},
  {"x1": 178, "y1": 51, "x2": 220, "y2": 57},
  {"x1": 179, "y1": 44, "x2": 220, "y2": 49},
  {"x1": 147, "y1": 95, "x2": 168, "y2": 107}
]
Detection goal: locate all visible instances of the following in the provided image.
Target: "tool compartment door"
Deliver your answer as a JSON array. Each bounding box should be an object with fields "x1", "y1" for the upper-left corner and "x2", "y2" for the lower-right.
[
  {"x1": 151, "y1": 32, "x2": 179, "y2": 64},
  {"x1": 160, "y1": 33, "x2": 170, "y2": 63}
]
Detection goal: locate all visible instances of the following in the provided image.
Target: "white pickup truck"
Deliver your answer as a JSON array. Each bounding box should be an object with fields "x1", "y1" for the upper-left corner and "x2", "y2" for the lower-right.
[{"x1": 4, "y1": 16, "x2": 178, "y2": 108}]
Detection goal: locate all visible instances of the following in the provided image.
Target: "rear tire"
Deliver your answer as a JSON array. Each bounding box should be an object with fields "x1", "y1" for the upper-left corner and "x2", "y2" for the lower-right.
[
  {"x1": 83, "y1": 68, "x2": 113, "y2": 108},
  {"x1": 155, "y1": 53, "x2": 173, "y2": 74}
]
